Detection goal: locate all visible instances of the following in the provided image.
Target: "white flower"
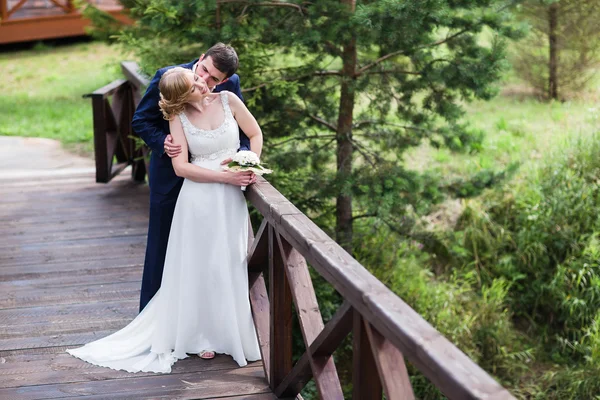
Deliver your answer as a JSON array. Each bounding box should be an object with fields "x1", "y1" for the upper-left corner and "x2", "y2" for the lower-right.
[
  {"x1": 232, "y1": 150, "x2": 261, "y2": 166},
  {"x1": 224, "y1": 150, "x2": 272, "y2": 177}
]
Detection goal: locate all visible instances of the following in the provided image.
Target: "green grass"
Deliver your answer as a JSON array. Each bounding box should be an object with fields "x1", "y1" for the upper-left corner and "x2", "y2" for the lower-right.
[
  {"x1": 0, "y1": 41, "x2": 125, "y2": 156},
  {"x1": 407, "y1": 84, "x2": 600, "y2": 183}
]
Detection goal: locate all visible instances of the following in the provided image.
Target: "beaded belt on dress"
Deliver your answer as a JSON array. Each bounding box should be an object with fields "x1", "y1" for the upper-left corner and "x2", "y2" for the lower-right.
[{"x1": 190, "y1": 148, "x2": 237, "y2": 163}]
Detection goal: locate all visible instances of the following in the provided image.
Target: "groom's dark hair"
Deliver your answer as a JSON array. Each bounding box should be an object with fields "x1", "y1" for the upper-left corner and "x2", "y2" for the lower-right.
[{"x1": 202, "y1": 43, "x2": 239, "y2": 78}]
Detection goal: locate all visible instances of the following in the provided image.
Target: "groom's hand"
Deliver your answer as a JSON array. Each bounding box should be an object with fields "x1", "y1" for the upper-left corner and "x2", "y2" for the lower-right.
[{"x1": 164, "y1": 135, "x2": 182, "y2": 158}]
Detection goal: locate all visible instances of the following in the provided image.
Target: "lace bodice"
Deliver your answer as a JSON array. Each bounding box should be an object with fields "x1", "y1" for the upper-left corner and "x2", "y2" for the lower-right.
[{"x1": 178, "y1": 91, "x2": 240, "y2": 163}]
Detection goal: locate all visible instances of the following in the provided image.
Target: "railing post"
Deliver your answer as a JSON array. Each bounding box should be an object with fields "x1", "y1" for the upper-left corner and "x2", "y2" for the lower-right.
[
  {"x1": 269, "y1": 224, "x2": 293, "y2": 389},
  {"x1": 1, "y1": 0, "x2": 8, "y2": 21},
  {"x1": 352, "y1": 310, "x2": 382, "y2": 399},
  {"x1": 91, "y1": 94, "x2": 109, "y2": 183}
]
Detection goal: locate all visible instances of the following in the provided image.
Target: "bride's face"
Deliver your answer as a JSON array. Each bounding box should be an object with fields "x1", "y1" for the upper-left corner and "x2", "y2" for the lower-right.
[{"x1": 186, "y1": 71, "x2": 209, "y2": 102}]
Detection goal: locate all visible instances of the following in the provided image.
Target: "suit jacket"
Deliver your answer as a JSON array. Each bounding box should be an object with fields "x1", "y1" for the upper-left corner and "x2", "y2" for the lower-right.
[{"x1": 132, "y1": 60, "x2": 250, "y2": 195}]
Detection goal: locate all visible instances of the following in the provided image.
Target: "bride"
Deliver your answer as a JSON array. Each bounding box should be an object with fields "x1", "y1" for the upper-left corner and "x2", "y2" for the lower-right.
[{"x1": 67, "y1": 67, "x2": 263, "y2": 373}]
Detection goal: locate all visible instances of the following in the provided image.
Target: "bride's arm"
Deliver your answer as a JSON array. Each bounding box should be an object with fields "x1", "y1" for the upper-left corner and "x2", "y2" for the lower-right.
[
  {"x1": 169, "y1": 116, "x2": 254, "y2": 186},
  {"x1": 227, "y1": 93, "x2": 263, "y2": 157}
]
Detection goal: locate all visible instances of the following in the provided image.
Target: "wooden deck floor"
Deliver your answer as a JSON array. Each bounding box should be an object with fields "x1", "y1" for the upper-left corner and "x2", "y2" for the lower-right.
[{"x1": 0, "y1": 170, "x2": 273, "y2": 399}]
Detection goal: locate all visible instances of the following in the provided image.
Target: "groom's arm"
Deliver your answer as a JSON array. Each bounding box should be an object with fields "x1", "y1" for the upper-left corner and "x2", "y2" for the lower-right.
[{"x1": 132, "y1": 69, "x2": 169, "y2": 156}]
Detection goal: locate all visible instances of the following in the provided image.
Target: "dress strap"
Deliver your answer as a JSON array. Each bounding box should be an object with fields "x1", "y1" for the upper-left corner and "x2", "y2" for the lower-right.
[
  {"x1": 178, "y1": 112, "x2": 192, "y2": 133},
  {"x1": 219, "y1": 91, "x2": 234, "y2": 120}
]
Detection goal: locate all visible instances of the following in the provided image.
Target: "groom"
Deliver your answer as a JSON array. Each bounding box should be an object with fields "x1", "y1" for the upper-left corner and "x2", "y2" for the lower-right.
[{"x1": 132, "y1": 43, "x2": 250, "y2": 312}]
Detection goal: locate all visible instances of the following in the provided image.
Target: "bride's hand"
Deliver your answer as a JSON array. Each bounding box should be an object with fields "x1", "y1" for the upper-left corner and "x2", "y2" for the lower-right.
[{"x1": 223, "y1": 170, "x2": 255, "y2": 186}]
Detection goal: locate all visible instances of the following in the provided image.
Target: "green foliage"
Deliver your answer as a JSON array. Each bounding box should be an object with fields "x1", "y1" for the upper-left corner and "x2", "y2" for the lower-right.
[
  {"x1": 429, "y1": 134, "x2": 600, "y2": 397},
  {"x1": 353, "y1": 223, "x2": 533, "y2": 398},
  {"x1": 77, "y1": 1, "x2": 124, "y2": 42}
]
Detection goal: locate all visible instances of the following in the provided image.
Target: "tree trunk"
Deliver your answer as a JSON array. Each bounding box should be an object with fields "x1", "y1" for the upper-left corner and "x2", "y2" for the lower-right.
[
  {"x1": 548, "y1": 2, "x2": 559, "y2": 100},
  {"x1": 335, "y1": 0, "x2": 357, "y2": 254}
]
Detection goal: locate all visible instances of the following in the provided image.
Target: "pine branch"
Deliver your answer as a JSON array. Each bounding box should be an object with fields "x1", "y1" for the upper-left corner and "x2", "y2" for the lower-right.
[
  {"x1": 323, "y1": 40, "x2": 343, "y2": 58},
  {"x1": 356, "y1": 1, "x2": 519, "y2": 75},
  {"x1": 351, "y1": 138, "x2": 383, "y2": 166},
  {"x1": 357, "y1": 29, "x2": 471, "y2": 75},
  {"x1": 242, "y1": 70, "x2": 342, "y2": 92},
  {"x1": 353, "y1": 120, "x2": 433, "y2": 133},
  {"x1": 271, "y1": 134, "x2": 336, "y2": 147},
  {"x1": 308, "y1": 114, "x2": 338, "y2": 132},
  {"x1": 217, "y1": 0, "x2": 308, "y2": 15},
  {"x1": 352, "y1": 213, "x2": 377, "y2": 221},
  {"x1": 362, "y1": 69, "x2": 421, "y2": 76}
]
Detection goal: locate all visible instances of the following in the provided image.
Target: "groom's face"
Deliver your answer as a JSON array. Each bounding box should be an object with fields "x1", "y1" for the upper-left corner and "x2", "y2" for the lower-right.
[{"x1": 195, "y1": 55, "x2": 228, "y2": 90}]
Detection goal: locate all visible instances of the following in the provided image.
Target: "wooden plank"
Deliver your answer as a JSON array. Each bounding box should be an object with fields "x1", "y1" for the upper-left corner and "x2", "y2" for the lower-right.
[
  {"x1": 352, "y1": 311, "x2": 382, "y2": 399},
  {"x1": 249, "y1": 271, "x2": 270, "y2": 385},
  {"x1": 0, "y1": 212, "x2": 148, "y2": 230},
  {"x1": 246, "y1": 178, "x2": 302, "y2": 226},
  {"x1": 0, "y1": 299, "x2": 137, "y2": 328},
  {"x1": 0, "y1": 197, "x2": 146, "y2": 213},
  {"x1": 248, "y1": 219, "x2": 269, "y2": 272},
  {"x1": 364, "y1": 322, "x2": 415, "y2": 400},
  {"x1": 275, "y1": 233, "x2": 324, "y2": 343},
  {"x1": 121, "y1": 61, "x2": 150, "y2": 89},
  {"x1": 0, "y1": 281, "x2": 141, "y2": 309},
  {"x1": 275, "y1": 233, "x2": 343, "y2": 399},
  {"x1": 0, "y1": 169, "x2": 130, "y2": 188},
  {"x1": 50, "y1": 392, "x2": 280, "y2": 400},
  {"x1": 0, "y1": 352, "x2": 252, "y2": 389},
  {"x1": 0, "y1": 330, "x2": 119, "y2": 354},
  {"x1": 0, "y1": 210, "x2": 148, "y2": 227},
  {"x1": 275, "y1": 302, "x2": 352, "y2": 398},
  {"x1": 6, "y1": 0, "x2": 27, "y2": 18},
  {"x1": 0, "y1": 190, "x2": 148, "y2": 207},
  {"x1": 0, "y1": 0, "x2": 7, "y2": 20},
  {"x1": 0, "y1": 236, "x2": 146, "y2": 267},
  {"x1": 92, "y1": 94, "x2": 109, "y2": 183},
  {"x1": 0, "y1": 259, "x2": 142, "y2": 282},
  {"x1": 269, "y1": 225, "x2": 293, "y2": 389},
  {"x1": 0, "y1": 316, "x2": 132, "y2": 342},
  {"x1": 88, "y1": 79, "x2": 128, "y2": 100},
  {"x1": 0, "y1": 226, "x2": 147, "y2": 248},
  {"x1": 0, "y1": 366, "x2": 269, "y2": 400},
  {"x1": 0, "y1": 176, "x2": 144, "y2": 196},
  {"x1": 0, "y1": 268, "x2": 141, "y2": 292}
]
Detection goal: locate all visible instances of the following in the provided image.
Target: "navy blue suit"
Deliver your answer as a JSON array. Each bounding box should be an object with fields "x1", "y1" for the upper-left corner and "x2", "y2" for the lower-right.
[{"x1": 132, "y1": 60, "x2": 250, "y2": 311}]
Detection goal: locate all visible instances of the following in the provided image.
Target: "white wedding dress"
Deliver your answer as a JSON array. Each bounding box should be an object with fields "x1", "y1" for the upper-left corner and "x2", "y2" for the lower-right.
[{"x1": 67, "y1": 91, "x2": 262, "y2": 373}]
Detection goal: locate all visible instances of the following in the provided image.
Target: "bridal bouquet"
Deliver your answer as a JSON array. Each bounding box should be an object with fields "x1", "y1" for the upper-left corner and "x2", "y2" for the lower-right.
[{"x1": 223, "y1": 151, "x2": 272, "y2": 190}]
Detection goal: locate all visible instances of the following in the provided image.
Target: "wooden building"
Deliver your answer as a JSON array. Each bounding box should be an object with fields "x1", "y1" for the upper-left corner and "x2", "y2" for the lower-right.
[{"x1": 0, "y1": 0, "x2": 129, "y2": 45}]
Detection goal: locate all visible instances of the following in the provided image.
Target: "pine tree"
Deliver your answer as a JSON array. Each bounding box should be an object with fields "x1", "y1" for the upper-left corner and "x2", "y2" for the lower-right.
[
  {"x1": 514, "y1": 0, "x2": 600, "y2": 99},
  {"x1": 113, "y1": 0, "x2": 521, "y2": 253}
]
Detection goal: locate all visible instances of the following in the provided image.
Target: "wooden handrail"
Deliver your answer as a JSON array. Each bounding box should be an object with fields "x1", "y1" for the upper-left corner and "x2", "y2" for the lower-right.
[
  {"x1": 121, "y1": 61, "x2": 149, "y2": 89},
  {"x1": 244, "y1": 178, "x2": 515, "y2": 399},
  {"x1": 85, "y1": 75, "x2": 145, "y2": 183},
  {"x1": 91, "y1": 61, "x2": 515, "y2": 399}
]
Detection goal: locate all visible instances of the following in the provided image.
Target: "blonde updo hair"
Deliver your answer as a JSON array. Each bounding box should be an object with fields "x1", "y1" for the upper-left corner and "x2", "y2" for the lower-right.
[{"x1": 158, "y1": 67, "x2": 194, "y2": 120}]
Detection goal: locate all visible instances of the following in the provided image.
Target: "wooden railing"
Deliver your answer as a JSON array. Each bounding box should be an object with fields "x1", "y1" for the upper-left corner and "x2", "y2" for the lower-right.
[
  {"x1": 0, "y1": 0, "x2": 127, "y2": 45},
  {"x1": 96, "y1": 62, "x2": 516, "y2": 399},
  {"x1": 85, "y1": 62, "x2": 147, "y2": 183},
  {"x1": 1, "y1": 0, "x2": 74, "y2": 21},
  {"x1": 244, "y1": 181, "x2": 515, "y2": 399}
]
